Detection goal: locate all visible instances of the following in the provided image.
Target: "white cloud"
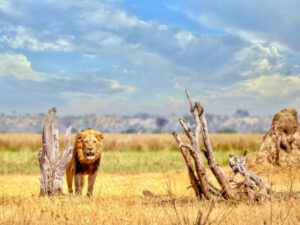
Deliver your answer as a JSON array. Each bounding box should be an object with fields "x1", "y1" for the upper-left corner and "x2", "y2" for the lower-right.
[
  {"x1": 194, "y1": 73, "x2": 300, "y2": 115},
  {"x1": 230, "y1": 74, "x2": 300, "y2": 97},
  {"x1": 0, "y1": 0, "x2": 296, "y2": 87},
  {"x1": 0, "y1": 26, "x2": 72, "y2": 52},
  {"x1": 0, "y1": 0, "x2": 300, "y2": 115},
  {"x1": 184, "y1": 0, "x2": 300, "y2": 52},
  {"x1": 234, "y1": 44, "x2": 290, "y2": 78},
  {"x1": 0, "y1": 52, "x2": 47, "y2": 81},
  {"x1": 0, "y1": 0, "x2": 13, "y2": 15},
  {"x1": 175, "y1": 30, "x2": 196, "y2": 49},
  {"x1": 0, "y1": 51, "x2": 136, "y2": 112},
  {"x1": 102, "y1": 79, "x2": 135, "y2": 93}
]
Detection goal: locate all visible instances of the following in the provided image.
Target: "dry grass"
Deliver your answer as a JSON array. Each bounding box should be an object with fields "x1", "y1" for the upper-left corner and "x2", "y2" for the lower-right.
[
  {"x1": 0, "y1": 133, "x2": 264, "y2": 152},
  {"x1": 0, "y1": 133, "x2": 299, "y2": 224},
  {"x1": 0, "y1": 168, "x2": 299, "y2": 225}
]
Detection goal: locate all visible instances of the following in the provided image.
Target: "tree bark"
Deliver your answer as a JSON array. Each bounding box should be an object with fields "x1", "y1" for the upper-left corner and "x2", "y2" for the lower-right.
[
  {"x1": 172, "y1": 132, "x2": 202, "y2": 198},
  {"x1": 195, "y1": 102, "x2": 234, "y2": 199},
  {"x1": 38, "y1": 107, "x2": 73, "y2": 195}
]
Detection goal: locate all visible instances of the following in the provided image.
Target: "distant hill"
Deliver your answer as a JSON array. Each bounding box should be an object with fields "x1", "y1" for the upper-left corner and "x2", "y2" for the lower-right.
[{"x1": 0, "y1": 113, "x2": 273, "y2": 133}]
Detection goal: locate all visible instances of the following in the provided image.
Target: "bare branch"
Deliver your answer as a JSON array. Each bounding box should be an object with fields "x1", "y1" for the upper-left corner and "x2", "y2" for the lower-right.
[
  {"x1": 178, "y1": 143, "x2": 194, "y2": 151},
  {"x1": 229, "y1": 153, "x2": 270, "y2": 198},
  {"x1": 184, "y1": 89, "x2": 201, "y2": 140},
  {"x1": 173, "y1": 132, "x2": 202, "y2": 197},
  {"x1": 196, "y1": 101, "x2": 234, "y2": 199},
  {"x1": 179, "y1": 118, "x2": 194, "y2": 141},
  {"x1": 185, "y1": 88, "x2": 194, "y2": 111}
]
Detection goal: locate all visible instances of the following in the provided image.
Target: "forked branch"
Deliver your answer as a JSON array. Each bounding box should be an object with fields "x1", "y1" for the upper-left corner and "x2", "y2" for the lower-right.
[
  {"x1": 173, "y1": 89, "x2": 234, "y2": 199},
  {"x1": 172, "y1": 89, "x2": 271, "y2": 201}
]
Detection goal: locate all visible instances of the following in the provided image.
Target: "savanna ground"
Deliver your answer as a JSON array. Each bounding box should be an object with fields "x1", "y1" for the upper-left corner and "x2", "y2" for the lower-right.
[{"x1": 0, "y1": 133, "x2": 299, "y2": 224}]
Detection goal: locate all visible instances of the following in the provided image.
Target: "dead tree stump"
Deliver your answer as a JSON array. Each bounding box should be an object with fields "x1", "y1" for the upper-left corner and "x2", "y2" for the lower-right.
[{"x1": 38, "y1": 107, "x2": 73, "y2": 195}]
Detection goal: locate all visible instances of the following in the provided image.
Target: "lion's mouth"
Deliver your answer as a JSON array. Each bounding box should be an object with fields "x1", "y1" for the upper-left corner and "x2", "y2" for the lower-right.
[{"x1": 86, "y1": 152, "x2": 95, "y2": 159}]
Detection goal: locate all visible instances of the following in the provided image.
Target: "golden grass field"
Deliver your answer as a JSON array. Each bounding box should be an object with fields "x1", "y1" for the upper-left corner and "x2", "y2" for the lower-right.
[
  {"x1": 0, "y1": 133, "x2": 300, "y2": 225},
  {"x1": 1, "y1": 169, "x2": 300, "y2": 225},
  {"x1": 0, "y1": 133, "x2": 264, "y2": 152}
]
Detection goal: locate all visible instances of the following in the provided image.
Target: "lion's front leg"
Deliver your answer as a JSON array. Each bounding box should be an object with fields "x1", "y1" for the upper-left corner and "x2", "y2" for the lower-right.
[
  {"x1": 87, "y1": 172, "x2": 97, "y2": 197},
  {"x1": 74, "y1": 174, "x2": 83, "y2": 195},
  {"x1": 66, "y1": 166, "x2": 74, "y2": 194}
]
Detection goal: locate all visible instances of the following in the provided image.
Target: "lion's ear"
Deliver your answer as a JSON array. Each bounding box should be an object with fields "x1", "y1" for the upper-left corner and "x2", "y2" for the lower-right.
[
  {"x1": 97, "y1": 132, "x2": 104, "y2": 140},
  {"x1": 76, "y1": 133, "x2": 83, "y2": 141}
]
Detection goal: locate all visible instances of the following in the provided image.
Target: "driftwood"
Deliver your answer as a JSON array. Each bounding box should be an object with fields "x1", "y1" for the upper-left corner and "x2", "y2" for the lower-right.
[
  {"x1": 229, "y1": 152, "x2": 270, "y2": 199},
  {"x1": 172, "y1": 90, "x2": 269, "y2": 200},
  {"x1": 38, "y1": 107, "x2": 73, "y2": 195}
]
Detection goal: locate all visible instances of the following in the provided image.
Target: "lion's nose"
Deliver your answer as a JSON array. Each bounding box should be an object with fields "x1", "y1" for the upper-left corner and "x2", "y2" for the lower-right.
[{"x1": 88, "y1": 148, "x2": 93, "y2": 151}]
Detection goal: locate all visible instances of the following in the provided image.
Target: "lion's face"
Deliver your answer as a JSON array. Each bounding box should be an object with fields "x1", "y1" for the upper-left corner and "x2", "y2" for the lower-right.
[
  {"x1": 82, "y1": 134, "x2": 101, "y2": 159},
  {"x1": 75, "y1": 129, "x2": 104, "y2": 162}
]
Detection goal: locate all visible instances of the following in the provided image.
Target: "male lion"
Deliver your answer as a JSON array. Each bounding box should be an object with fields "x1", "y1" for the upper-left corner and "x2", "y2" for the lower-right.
[{"x1": 66, "y1": 128, "x2": 104, "y2": 197}]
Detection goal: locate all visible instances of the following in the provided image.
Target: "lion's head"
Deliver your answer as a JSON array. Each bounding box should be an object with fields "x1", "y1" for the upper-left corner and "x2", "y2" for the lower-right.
[{"x1": 74, "y1": 128, "x2": 104, "y2": 163}]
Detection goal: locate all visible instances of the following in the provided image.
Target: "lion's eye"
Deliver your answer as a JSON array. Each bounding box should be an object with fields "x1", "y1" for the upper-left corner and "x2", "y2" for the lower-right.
[
  {"x1": 84, "y1": 141, "x2": 88, "y2": 144},
  {"x1": 93, "y1": 140, "x2": 96, "y2": 143}
]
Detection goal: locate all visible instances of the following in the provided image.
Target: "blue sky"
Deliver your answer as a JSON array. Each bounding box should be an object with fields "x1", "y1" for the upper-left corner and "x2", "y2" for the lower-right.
[{"x1": 0, "y1": 0, "x2": 300, "y2": 116}]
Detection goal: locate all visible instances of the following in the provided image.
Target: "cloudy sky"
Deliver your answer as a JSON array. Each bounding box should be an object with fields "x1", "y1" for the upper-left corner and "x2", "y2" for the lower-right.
[{"x1": 1, "y1": 0, "x2": 300, "y2": 116}]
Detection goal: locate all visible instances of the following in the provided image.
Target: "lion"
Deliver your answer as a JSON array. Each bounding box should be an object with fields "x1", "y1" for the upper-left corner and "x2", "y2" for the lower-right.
[{"x1": 66, "y1": 128, "x2": 104, "y2": 197}]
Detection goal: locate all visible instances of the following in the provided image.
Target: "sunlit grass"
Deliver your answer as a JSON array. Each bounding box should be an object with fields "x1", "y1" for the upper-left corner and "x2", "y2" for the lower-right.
[
  {"x1": 0, "y1": 133, "x2": 299, "y2": 224},
  {"x1": 0, "y1": 169, "x2": 299, "y2": 225}
]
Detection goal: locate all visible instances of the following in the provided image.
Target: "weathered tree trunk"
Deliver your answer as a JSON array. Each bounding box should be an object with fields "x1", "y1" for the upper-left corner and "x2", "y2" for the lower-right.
[{"x1": 38, "y1": 107, "x2": 73, "y2": 195}]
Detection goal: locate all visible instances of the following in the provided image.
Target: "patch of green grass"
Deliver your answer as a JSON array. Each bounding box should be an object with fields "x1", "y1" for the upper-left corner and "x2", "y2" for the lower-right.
[
  {"x1": 0, "y1": 149, "x2": 240, "y2": 174},
  {"x1": 100, "y1": 151, "x2": 186, "y2": 173},
  {"x1": 0, "y1": 151, "x2": 40, "y2": 174}
]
